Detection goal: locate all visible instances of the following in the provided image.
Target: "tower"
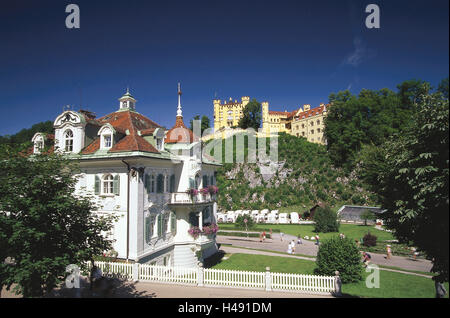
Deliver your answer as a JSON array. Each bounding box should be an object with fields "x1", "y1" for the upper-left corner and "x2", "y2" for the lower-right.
[{"x1": 118, "y1": 88, "x2": 137, "y2": 111}]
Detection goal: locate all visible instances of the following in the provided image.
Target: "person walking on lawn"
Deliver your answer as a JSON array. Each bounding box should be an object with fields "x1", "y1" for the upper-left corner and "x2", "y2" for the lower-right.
[
  {"x1": 386, "y1": 245, "x2": 392, "y2": 260},
  {"x1": 315, "y1": 234, "x2": 320, "y2": 245},
  {"x1": 262, "y1": 231, "x2": 266, "y2": 242}
]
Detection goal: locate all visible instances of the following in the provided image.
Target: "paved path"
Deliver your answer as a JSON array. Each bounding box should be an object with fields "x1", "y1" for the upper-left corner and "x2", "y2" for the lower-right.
[
  {"x1": 217, "y1": 233, "x2": 433, "y2": 273},
  {"x1": 1, "y1": 280, "x2": 331, "y2": 298}
]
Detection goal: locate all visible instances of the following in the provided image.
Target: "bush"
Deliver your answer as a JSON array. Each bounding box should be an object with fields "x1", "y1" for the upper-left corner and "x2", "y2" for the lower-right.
[
  {"x1": 314, "y1": 236, "x2": 363, "y2": 283},
  {"x1": 362, "y1": 232, "x2": 377, "y2": 247},
  {"x1": 235, "y1": 215, "x2": 256, "y2": 230},
  {"x1": 313, "y1": 206, "x2": 340, "y2": 233}
]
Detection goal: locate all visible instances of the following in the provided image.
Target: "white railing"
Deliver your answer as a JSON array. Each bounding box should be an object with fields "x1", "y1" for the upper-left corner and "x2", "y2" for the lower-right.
[
  {"x1": 86, "y1": 261, "x2": 337, "y2": 295},
  {"x1": 139, "y1": 264, "x2": 198, "y2": 285},
  {"x1": 204, "y1": 268, "x2": 266, "y2": 290},
  {"x1": 271, "y1": 272, "x2": 335, "y2": 294},
  {"x1": 87, "y1": 261, "x2": 134, "y2": 280},
  {"x1": 170, "y1": 192, "x2": 215, "y2": 205}
]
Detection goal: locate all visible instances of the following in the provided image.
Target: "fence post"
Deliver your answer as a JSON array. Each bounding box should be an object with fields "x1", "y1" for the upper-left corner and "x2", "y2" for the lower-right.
[
  {"x1": 133, "y1": 263, "x2": 139, "y2": 282},
  {"x1": 197, "y1": 263, "x2": 204, "y2": 287},
  {"x1": 265, "y1": 267, "x2": 272, "y2": 291},
  {"x1": 333, "y1": 271, "x2": 342, "y2": 296}
]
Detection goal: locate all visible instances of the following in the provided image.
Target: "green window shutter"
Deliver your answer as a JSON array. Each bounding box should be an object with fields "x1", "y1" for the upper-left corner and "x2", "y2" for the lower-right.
[
  {"x1": 170, "y1": 174, "x2": 175, "y2": 193},
  {"x1": 171, "y1": 212, "x2": 176, "y2": 233},
  {"x1": 202, "y1": 175, "x2": 208, "y2": 188},
  {"x1": 189, "y1": 178, "x2": 195, "y2": 189},
  {"x1": 145, "y1": 174, "x2": 151, "y2": 194},
  {"x1": 95, "y1": 175, "x2": 100, "y2": 195},
  {"x1": 210, "y1": 176, "x2": 214, "y2": 186},
  {"x1": 113, "y1": 175, "x2": 120, "y2": 195}
]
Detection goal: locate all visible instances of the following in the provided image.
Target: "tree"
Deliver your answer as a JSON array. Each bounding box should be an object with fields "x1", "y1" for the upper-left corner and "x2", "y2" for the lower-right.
[
  {"x1": 324, "y1": 81, "x2": 422, "y2": 169},
  {"x1": 315, "y1": 236, "x2": 363, "y2": 283},
  {"x1": 364, "y1": 85, "x2": 449, "y2": 289},
  {"x1": 238, "y1": 99, "x2": 262, "y2": 131},
  {"x1": 313, "y1": 206, "x2": 340, "y2": 233},
  {"x1": 0, "y1": 146, "x2": 115, "y2": 297},
  {"x1": 190, "y1": 115, "x2": 211, "y2": 135},
  {"x1": 360, "y1": 209, "x2": 376, "y2": 226},
  {"x1": 0, "y1": 121, "x2": 54, "y2": 145},
  {"x1": 235, "y1": 214, "x2": 255, "y2": 230}
]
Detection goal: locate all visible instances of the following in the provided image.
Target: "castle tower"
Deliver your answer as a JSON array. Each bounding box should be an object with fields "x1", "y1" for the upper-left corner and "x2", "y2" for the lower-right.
[{"x1": 262, "y1": 101, "x2": 269, "y2": 133}]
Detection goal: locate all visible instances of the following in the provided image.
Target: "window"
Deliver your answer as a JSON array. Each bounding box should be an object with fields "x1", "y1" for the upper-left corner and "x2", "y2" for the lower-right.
[
  {"x1": 317, "y1": 128, "x2": 321, "y2": 133},
  {"x1": 102, "y1": 175, "x2": 114, "y2": 194},
  {"x1": 64, "y1": 130, "x2": 73, "y2": 152},
  {"x1": 156, "y1": 138, "x2": 163, "y2": 150},
  {"x1": 202, "y1": 175, "x2": 208, "y2": 188},
  {"x1": 103, "y1": 134, "x2": 112, "y2": 148},
  {"x1": 34, "y1": 141, "x2": 44, "y2": 153},
  {"x1": 145, "y1": 215, "x2": 156, "y2": 243},
  {"x1": 317, "y1": 120, "x2": 321, "y2": 125},
  {"x1": 170, "y1": 212, "x2": 177, "y2": 234},
  {"x1": 157, "y1": 174, "x2": 164, "y2": 193}
]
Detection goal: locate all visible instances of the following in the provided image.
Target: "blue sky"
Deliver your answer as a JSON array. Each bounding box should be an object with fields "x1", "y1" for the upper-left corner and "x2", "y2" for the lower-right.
[{"x1": 0, "y1": 0, "x2": 448, "y2": 135}]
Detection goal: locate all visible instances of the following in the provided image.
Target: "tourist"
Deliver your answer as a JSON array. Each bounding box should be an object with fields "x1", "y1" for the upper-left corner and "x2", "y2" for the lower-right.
[
  {"x1": 386, "y1": 245, "x2": 392, "y2": 260},
  {"x1": 297, "y1": 235, "x2": 302, "y2": 245},
  {"x1": 362, "y1": 252, "x2": 371, "y2": 267},
  {"x1": 315, "y1": 234, "x2": 320, "y2": 245},
  {"x1": 287, "y1": 242, "x2": 292, "y2": 254},
  {"x1": 262, "y1": 231, "x2": 266, "y2": 242},
  {"x1": 339, "y1": 233, "x2": 345, "y2": 239},
  {"x1": 259, "y1": 232, "x2": 262, "y2": 242},
  {"x1": 280, "y1": 232, "x2": 284, "y2": 241},
  {"x1": 291, "y1": 240, "x2": 296, "y2": 253}
]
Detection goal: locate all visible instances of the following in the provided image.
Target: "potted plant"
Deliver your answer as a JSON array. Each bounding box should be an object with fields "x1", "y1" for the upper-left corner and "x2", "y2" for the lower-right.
[
  {"x1": 186, "y1": 188, "x2": 198, "y2": 201},
  {"x1": 188, "y1": 226, "x2": 202, "y2": 239}
]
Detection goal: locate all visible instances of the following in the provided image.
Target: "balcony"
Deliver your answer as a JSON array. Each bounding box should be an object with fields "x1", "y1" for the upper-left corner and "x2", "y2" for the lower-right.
[{"x1": 169, "y1": 192, "x2": 216, "y2": 206}]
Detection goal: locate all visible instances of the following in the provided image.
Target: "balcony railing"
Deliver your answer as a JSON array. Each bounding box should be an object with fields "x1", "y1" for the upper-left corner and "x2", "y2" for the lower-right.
[{"x1": 169, "y1": 192, "x2": 216, "y2": 205}]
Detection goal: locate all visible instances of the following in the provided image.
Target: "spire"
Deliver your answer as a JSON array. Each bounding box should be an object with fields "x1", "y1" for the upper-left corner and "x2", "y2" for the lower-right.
[{"x1": 177, "y1": 82, "x2": 182, "y2": 117}]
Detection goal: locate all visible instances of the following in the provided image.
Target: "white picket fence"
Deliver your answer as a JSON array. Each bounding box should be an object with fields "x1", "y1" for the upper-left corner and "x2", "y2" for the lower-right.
[{"x1": 86, "y1": 261, "x2": 337, "y2": 295}]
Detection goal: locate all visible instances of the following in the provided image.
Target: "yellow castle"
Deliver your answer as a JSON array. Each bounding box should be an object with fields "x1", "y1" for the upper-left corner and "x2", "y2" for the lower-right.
[{"x1": 211, "y1": 96, "x2": 329, "y2": 144}]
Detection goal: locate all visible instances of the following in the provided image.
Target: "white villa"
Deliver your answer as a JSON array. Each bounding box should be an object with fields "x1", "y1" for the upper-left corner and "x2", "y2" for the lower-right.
[{"x1": 31, "y1": 85, "x2": 221, "y2": 267}]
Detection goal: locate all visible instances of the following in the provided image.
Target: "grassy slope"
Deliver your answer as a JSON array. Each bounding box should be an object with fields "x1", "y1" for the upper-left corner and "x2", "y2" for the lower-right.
[
  {"x1": 213, "y1": 133, "x2": 379, "y2": 212},
  {"x1": 218, "y1": 223, "x2": 395, "y2": 242},
  {"x1": 212, "y1": 253, "x2": 449, "y2": 298}
]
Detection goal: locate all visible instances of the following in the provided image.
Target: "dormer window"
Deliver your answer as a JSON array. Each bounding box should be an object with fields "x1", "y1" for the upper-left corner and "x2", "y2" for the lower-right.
[
  {"x1": 104, "y1": 134, "x2": 112, "y2": 148},
  {"x1": 32, "y1": 133, "x2": 46, "y2": 154},
  {"x1": 64, "y1": 130, "x2": 73, "y2": 152},
  {"x1": 98, "y1": 124, "x2": 115, "y2": 150},
  {"x1": 156, "y1": 137, "x2": 163, "y2": 151}
]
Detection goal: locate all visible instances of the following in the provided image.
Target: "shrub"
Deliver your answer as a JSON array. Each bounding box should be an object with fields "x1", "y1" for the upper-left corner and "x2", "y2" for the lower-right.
[
  {"x1": 313, "y1": 206, "x2": 340, "y2": 233},
  {"x1": 235, "y1": 215, "x2": 256, "y2": 230},
  {"x1": 314, "y1": 236, "x2": 363, "y2": 283},
  {"x1": 363, "y1": 232, "x2": 377, "y2": 247}
]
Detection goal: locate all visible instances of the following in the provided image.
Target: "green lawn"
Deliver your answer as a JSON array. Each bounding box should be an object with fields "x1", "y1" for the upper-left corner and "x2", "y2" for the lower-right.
[
  {"x1": 218, "y1": 223, "x2": 395, "y2": 242},
  {"x1": 212, "y1": 253, "x2": 448, "y2": 298}
]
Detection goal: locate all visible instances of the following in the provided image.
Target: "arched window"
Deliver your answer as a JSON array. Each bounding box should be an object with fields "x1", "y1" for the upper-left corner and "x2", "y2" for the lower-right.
[
  {"x1": 64, "y1": 130, "x2": 73, "y2": 152},
  {"x1": 102, "y1": 175, "x2": 114, "y2": 194}
]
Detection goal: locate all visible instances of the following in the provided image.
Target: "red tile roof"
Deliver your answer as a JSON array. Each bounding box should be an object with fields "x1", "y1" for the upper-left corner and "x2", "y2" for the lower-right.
[
  {"x1": 81, "y1": 110, "x2": 161, "y2": 154},
  {"x1": 165, "y1": 116, "x2": 197, "y2": 144}
]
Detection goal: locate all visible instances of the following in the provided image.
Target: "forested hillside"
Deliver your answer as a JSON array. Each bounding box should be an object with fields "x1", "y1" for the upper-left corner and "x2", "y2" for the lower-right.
[
  {"x1": 212, "y1": 133, "x2": 378, "y2": 212},
  {"x1": 0, "y1": 121, "x2": 54, "y2": 146}
]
